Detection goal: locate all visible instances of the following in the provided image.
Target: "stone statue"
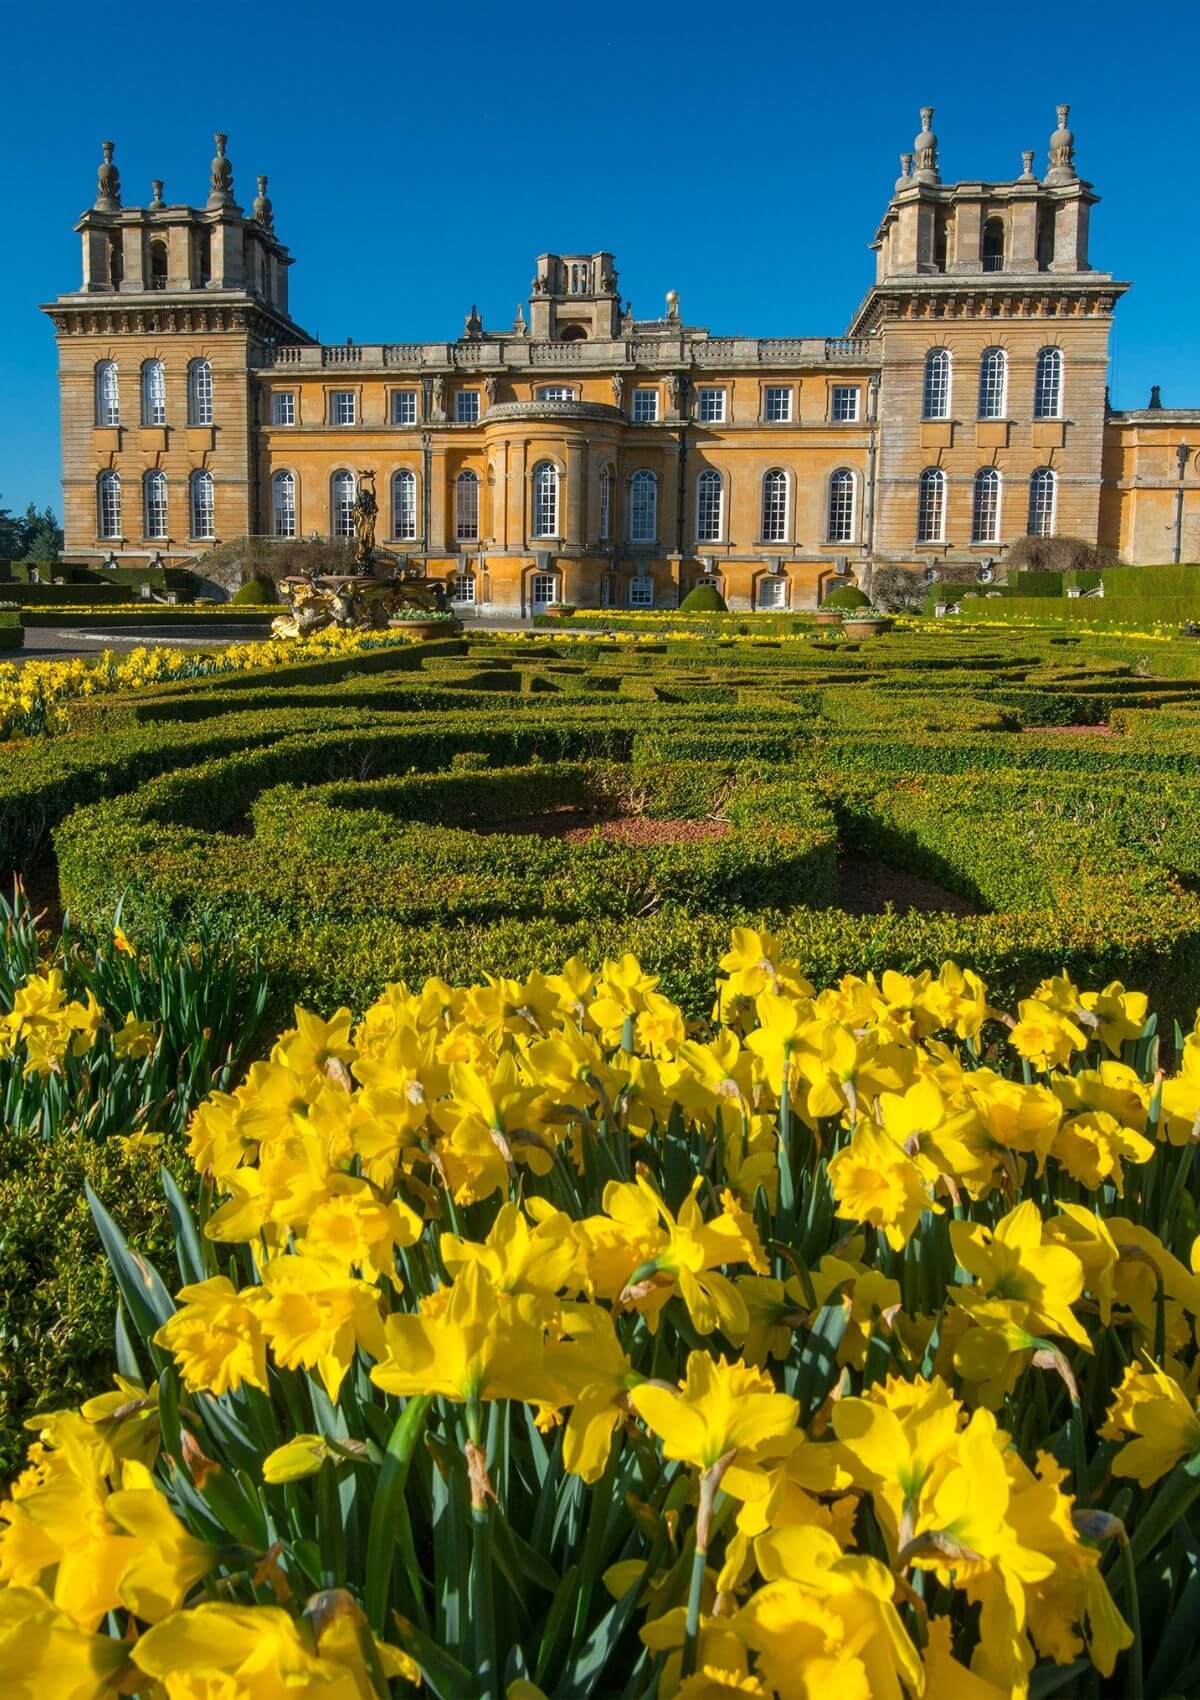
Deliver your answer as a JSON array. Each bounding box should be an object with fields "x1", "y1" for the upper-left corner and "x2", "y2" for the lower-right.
[
  {"x1": 484, "y1": 375, "x2": 498, "y2": 406},
  {"x1": 611, "y1": 374, "x2": 624, "y2": 409},
  {"x1": 431, "y1": 376, "x2": 445, "y2": 417},
  {"x1": 95, "y1": 141, "x2": 121, "y2": 211},
  {"x1": 463, "y1": 303, "x2": 482, "y2": 339},
  {"x1": 253, "y1": 174, "x2": 274, "y2": 229},
  {"x1": 351, "y1": 470, "x2": 378, "y2": 573},
  {"x1": 666, "y1": 374, "x2": 680, "y2": 413},
  {"x1": 208, "y1": 132, "x2": 234, "y2": 209},
  {"x1": 666, "y1": 289, "x2": 680, "y2": 320},
  {"x1": 149, "y1": 178, "x2": 165, "y2": 208},
  {"x1": 620, "y1": 304, "x2": 633, "y2": 333}
]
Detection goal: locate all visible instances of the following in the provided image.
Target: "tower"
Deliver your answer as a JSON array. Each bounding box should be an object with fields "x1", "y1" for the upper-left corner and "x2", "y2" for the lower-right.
[{"x1": 527, "y1": 253, "x2": 621, "y2": 341}]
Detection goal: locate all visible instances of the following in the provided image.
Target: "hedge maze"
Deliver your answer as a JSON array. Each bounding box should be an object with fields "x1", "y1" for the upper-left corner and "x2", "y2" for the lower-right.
[{"x1": 9, "y1": 624, "x2": 1200, "y2": 1018}]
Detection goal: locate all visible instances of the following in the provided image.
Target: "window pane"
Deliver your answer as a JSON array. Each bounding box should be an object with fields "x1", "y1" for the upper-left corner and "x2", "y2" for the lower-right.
[
  {"x1": 393, "y1": 390, "x2": 418, "y2": 425},
  {"x1": 917, "y1": 468, "x2": 945, "y2": 542},
  {"x1": 531, "y1": 572, "x2": 558, "y2": 607},
  {"x1": 631, "y1": 389, "x2": 658, "y2": 423},
  {"x1": 272, "y1": 391, "x2": 295, "y2": 425},
  {"x1": 143, "y1": 473, "x2": 166, "y2": 539},
  {"x1": 98, "y1": 472, "x2": 121, "y2": 538},
  {"x1": 629, "y1": 471, "x2": 657, "y2": 542},
  {"x1": 456, "y1": 391, "x2": 480, "y2": 423},
  {"x1": 450, "y1": 572, "x2": 476, "y2": 604},
  {"x1": 923, "y1": 350, "x2": 950, "y2": 420},
  {"x1": 331, "y1": 390, "x2": 355, "y2": 426},
  {"x1": 759, "y1": 575, "x2": 786, "y2": 608},
  {"x1": 599, "y1": 465, "x2": 612, "y2": 541},
  {"x1": 977, "y1": 349, "x2": 1007, "y2": 420},
  {"x1": 764, "y1": 386, "x2": 791, "y2": 422},
  {"x1": 96, "y1": 362, "x2": 120, "y2": 426},
  {"x1": 972, "y1": 468, "x2": 1000, "y2": 543},
  {"x1": 141, "y1": 361, "x2": 165, "y2": 426},
  {"x1": 697, "y1": 387, "x2": 725, "y2": 422},
  {"x1": 188, "y1": 360, "x2": 213, "y2": 426},
  {"x1": 1034, "y1": 348, "x2": 1063, "y2": 419},
  {"x1": 392, "y1": 470, "x2": 416, "y2": 540},
  {"x1": 696, "y1": 470, "x2": 723, "y2": 542},
  {"x1": 831, "y1": 386, "x2": 859, "y2": 422},
  {"x1": 628, "y1": 574, "x2": 653, "y2": 607},
  {"x1": 331, "y1": 470, "x2": 356, "y2": 536},
  {"x1": 1028, "y1": 468, "x2": 1056, "y2": 535},
  {"x1": 827, "y1": 470, "x2": 855, "y2": 542},
  {"x1": 190, "y1": 471, "x2": 215, "y2": 538},
  {"x1": 761, "y1": 470, "x2": 788, "y2": 541},
  {"x1": 532, "y1": 462, "x2": 558, "y2": 538},
  {"x1": 456, "y1": 471, "x2": 479, "y2": 540}
]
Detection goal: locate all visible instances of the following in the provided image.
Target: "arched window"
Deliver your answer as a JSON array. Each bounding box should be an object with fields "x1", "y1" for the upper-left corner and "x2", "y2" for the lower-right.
[
  {"x1": 530, "y1": 572, "x2": 558, "y2": 609},
  {"x1": 187, "y1": 358, "x2": 213, "y2": 426},
  {"x1": 455, "y1": 469, "x2": 479, "y2": 540},
  {"x1": 148, "y1": 238, "x2": 168, "y2": 290},
  {"x1": 977, "y1": 348, "x2": 1007, "y2": 420},
  {"x1": 628, "y1": 574, "x2": 654, "y2": 608},
  {"x1": 1028, "y1": 467, "x2": 1057, "y2": 537},
  {"x1": 827, "y1": 469, "x2": 855, "y2": 543},
  {"x1": 758, "y1": 574, "x2": 787, "y2": 609},
  {"x1": 108, "y1": 234, "x2": 123, "y2": 289},
  {"x1": 194, "y1": 227, "x2": 211, "y2": 287},
  {"x1": 982, "y1": 217, "x2": 1005, "y2": 272},
  {"x1": 1034, "y1": 347, "x2": 1063, "y2": 419},
  {"x1": 696, "y1": 468, "x2": 724, "y2": 542},
  {"x1": 272, "y1": 470, "x2": 296, "y2": 538},
  {"x1": 971, "y1": 468, "x2": 1001, "y2": 543},
  {"x1": 629, "y1": 470, "x2": 657, "y2": 544},
  {"x1": 189, "y1": 469, "x2": 215, "y2": 539},
  {"x1": 143, "y1": 470, "x2": 168, "y2": 539},
  {"x1": 761, "y1": 469, "x2": 789, "y2": 543},
  {"x1": 532, "y1": 461, "x2": 558, "y2": 538},
  {"x1": 95, "y1": 360, "x2": 120, "y2": 426},
  {"x1": 141, "y1": 359, "x2": 166, "y2": 426},
  {"x1": 922, "y1": 349, "x2": 951, "y2": 420},
  {"x1": 392, "y1": 469, "x2": 416, "y2": 541},
  {"x1": 916, "y1": 467, "x2": 946, "y2": 543},
  {"x1": 598, "y1": 464, "x2": 612, "y2": 542},
  {"x1": 331, "y1": 469, "x2": 356, "y2": 537},
  {"x1": 97, "y1": 470, "x2": 121, "y2": 539}
]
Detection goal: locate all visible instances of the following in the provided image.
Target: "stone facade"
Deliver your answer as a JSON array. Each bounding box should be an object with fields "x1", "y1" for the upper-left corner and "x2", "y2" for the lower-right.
[{"x1": 42, "y1": 117, "x2": 1200, "y2": 613}]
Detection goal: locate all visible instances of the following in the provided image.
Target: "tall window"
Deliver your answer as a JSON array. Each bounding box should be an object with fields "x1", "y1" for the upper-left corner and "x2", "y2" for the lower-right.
[
  {"x1": 696, "y1": 468, "x2": 724, "y2": 542},
  {"x1": 631, "y1": 388, "x2": 659, "y2": 423},
  {"x1": 761, "y1": 469, "x2": 788, "y2": 542},
  {"x1": 95, "y1": 360, "x2": 120, "y2": 426},
  {"x1": 456, "y1": 390, "x2": 480, "y2": 424},
  {"x1": 272, "y1": 470, "x2": 296, "y2": 538},
  {"x1": 922, "y1": 349, "x2": 951, "y2": 420},
  {"x1": 189, "y1": 470, "x2": 215, "y2": 539},
  {"x1": 758, "y1": 575, "x2": 787, "y2": 609},
  {"x1": 140, "y1": 359, "x2": 165, "y2": 426},
  {"x1": 831, "y1": 385, "x2": 860, "y2": 422},
  {"x1": 456, "y1": 469, "x2": 479, "y2": 540},
  {"x1": 187, "y1": 358, "x2": 213, "y2": 426},
  {"x1": 1028, "y1": 467, "x2": 1057, "y2": 536},
  {"x1": 971, "y1": 468, "x2": 1001, "y2": 543},
  {"x1": 916, "y1": 467, "x2": 946, "y2": 543},
  {"x1": 143, "y1": 471, "x2": 167, "y2": 539},
  {"x1": 532, "y1": 461, "x2": 558, "y2": 538},
  {"x1": 982, "y1": 217, "x2": 1005, "y2": 272},
  {"x1": 763, "y1": 386, "x2": 792, "y2": 423},
  {"x1": 629, "y1": 470, "x2": 657, "y2": 543},
  {"x1": 1034, "y1": 347, "x2": 1064, "y2": 419},
  {"x1": 97, "y1": 471, "x2": 122, "y2": 538},
  {"x1": 330, "y1": 390, "x2": 356, "y2": 426},
  {"x1": 827, "y1": 469, "x2": 855, "y2": 543},
  {"x1": 392, "y1": 469, "x2": 416, "y2": 540},
  {"x1": 598, "y1": 464, "x2": 612, "y2": 541},
  {"x1": 977, "y1": 348, "x2": 1008, "y2": 420},
  {"x1": 628, "y1": 574, "x2": 653, "y2": 608},
  {"x1": 271, "y1": 391, "x2": 295, "y2": 426},
  {"x1": 697, "y1": 387, "x2": 726, "y2": 423},
  {"x1": 392, "y1": 389, "x2": 418, "y2": 425},
  {"x1": 331, "y1": 469, "x2": 355, "y2": 537}
]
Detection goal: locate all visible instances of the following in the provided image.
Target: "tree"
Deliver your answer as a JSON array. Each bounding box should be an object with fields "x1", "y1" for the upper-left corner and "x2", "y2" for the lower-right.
[{"x1": 0, "y1": 496, "x2": 63, "y2": 562}]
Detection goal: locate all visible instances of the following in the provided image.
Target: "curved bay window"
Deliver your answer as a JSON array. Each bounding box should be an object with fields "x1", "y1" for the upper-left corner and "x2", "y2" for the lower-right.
[
  {"x1": 532, "y1": 461, "x2": 559, "y2": 538},
  {"x1": 456, "y1": 470, "x2": 480, "y2": 541}
]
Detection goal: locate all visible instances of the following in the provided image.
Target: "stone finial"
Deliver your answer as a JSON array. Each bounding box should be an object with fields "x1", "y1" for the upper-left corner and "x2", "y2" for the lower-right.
[
  {"x1": 1045, "y1": 103, "x2": 1077, "y2": 184},
  {"x1": 252, "y1": 173, "x2": 274, "y2": 229},
  {"x1": 513, "y1": 303, "x2": 526, "y2": 334},
  {"x1": 1019, "y1": 150, "x2": 1036, "y2": 182},
  {"x1": 665, "y1": 288, "x2": 680, "y2": 320},
  {"x1": 149, "y1": 178, "x2": 165, "y2": 207},
  {"x1": 207, "y1": 131, "x2": 235, "y2": 208},
  {"x1": 463, "y1": 303, "x2": 483, "y2": 338},
  {"x1": 895, "y1": 152, "x2": 913, "y2": 190},
  {"x1": 94, "y1": 140, "x2": 121, "y2": 211},
  {"x1": 1149, "y1": 384, "x2": 1163, "y2": 410},
  {"x1": 913, "y1": 106, "x2": 939, "y2": 183}
]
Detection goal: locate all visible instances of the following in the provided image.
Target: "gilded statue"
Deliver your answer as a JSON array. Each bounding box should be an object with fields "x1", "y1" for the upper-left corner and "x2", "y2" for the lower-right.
[{"x1": 351, "y1": 470, "x2": 378, "y2": 573}]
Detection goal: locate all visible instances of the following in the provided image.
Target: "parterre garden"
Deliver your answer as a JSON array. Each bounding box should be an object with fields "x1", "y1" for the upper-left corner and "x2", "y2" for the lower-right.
[{"x1": 8, "y1": 619, "x2": 1200, "y2": 1697}]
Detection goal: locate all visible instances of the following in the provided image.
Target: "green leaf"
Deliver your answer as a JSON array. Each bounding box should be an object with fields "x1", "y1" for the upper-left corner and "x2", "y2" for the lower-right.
[
  {"x1": 86, "y1": 1180, "x2": 174, "y2": 1345},
  {"x1": 365, "y1": 1396, "x2": 430, "y2": 1633},
  {"x1": 161, "y1": 1164, "x2": 208, "y2": 1286},
  {"x1": 795, "y1": 1283, "x2": 850, "y2": 1424}
]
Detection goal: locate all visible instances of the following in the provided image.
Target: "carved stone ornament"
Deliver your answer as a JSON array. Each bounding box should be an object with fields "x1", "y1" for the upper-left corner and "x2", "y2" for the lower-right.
[
  {"x1": 1019, "y1": 150, "x2": 1036, "y2": 182},
  {"x1": 208, "y1": 132, "x2": 235, "y2": 209},
  {"x1": 149, "y1": 178, "x2": 165, "y2": 208},
  {"x1": 913, "y1": 106, "x2": 939, "y2": 182},
  {"x1": 513, "y1": 303, "x2": 527, "y2": 334},
  {"x1": 484, "y1": 375, "x2": 498, "y2": 406},
  {"x1": 95, "y1": 141, "x2": 121, "y2": 211},
  {"x1": 665, "y1": 289, "x2": 680, "y2": 320},
  {"x1": 1046, "y1": 103, "x2": 1077, "y2": 184},
  {"x1": 611, "y1": 374, "x2": 624, "y2": 408},
  {"x1": 252, "y1": 174, "x2": 274, "y2": 230}
]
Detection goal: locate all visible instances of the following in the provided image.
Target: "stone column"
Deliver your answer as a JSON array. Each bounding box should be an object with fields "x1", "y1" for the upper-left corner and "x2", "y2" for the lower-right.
[
  {"x1": 950, "y1": 202, "x2": 981, "y2": 271},
  {"x1": 508, "y1": 439, "x2": 527, "y2": 549},
  {"x1": 493, "y1": 441, "x2": 509, "y2": 548},
  {"x1": 210, "y1": 220, "x2": 244, "y2": 288},
  {"x1": 120, "y1": 225, "x2": 145, "y2": 291},
  {"x1": 167, "y1": 224, "x2": 192, "y2": 289},
  {"x1": 428, "y1": 443, "x2": 447, "y2": 552},
  {"x1": 565, "y1": 439, "x2": 585, "y2": 545},
  {"x1": 82, "y1": 228, "x2": 111, "y2": 291},
  {"x1": 1009, "y1": 199, "x2": 1038, "y2": 271}
]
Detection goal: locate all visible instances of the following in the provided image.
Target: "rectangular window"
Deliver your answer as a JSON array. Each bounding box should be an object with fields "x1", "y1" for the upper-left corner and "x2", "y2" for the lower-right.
[
  {"x1": 631, "y1": 388, "x2": 659, "y2": 423},
  {"x1": 330, "y1": 390, "x2": 356, "y2": 426},
  {"x1": 456, "y1": 390, "x2": 480, "y2": 424},
  {"x1": 392, "y1": 389, "x2": 418, "y2": 425},
  {"x1": 271, "y1": 391, "x2": 295, "y2": 426},
  {"x1": 763, "y1": 386, "x2": 792, "y2": 422},
  {"x1": 628, "y1": 575, "x2": 654, "y2": 608},
  {"x1": 830, "y1": 386, "x2": 860, "y2": 422},
  {"x1": 536, "y1": 385, "x2": 575, "y2": 401},
  {"x1": 696, "y1": 387, "x2": 726, "y2": 423}
]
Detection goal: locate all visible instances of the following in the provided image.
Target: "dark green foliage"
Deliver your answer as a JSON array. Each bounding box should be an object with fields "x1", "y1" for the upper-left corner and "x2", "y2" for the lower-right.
[
  {"x1": 679, "y1": 583, "x2": 728, "y2": 612},
  {"x1": 231, "y1": 575, "x2": 279, "y2": 606},
  {"x1": 820, "y1": 584, "x2": 870, "y2": 610}
]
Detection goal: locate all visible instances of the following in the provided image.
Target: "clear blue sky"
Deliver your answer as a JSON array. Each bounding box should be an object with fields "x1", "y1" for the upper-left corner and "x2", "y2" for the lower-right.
[{"x1": 2, "y1": 0, "x2": 1196, "y2": 516}]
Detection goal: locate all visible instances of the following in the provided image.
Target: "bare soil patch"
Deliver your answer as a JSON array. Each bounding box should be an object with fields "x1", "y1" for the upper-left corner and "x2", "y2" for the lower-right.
[
  {"x1": 486, "y1": 807, "x2": 731, "y2": 847},
  {"x1": 837, "y1": 854, "x2": 979, "y2": 916}
]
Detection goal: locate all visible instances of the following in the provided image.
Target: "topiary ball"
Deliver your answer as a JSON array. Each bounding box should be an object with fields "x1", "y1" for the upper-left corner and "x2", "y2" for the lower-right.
[
  {"x1": 680, "y1": 583, "x2": 728, "y2": 613},
  {"x1": 231, "y1": 576, "x2": 278, "y2": 606},
  {"x1": 821, "y1": 584, "x2": 871, "y2": 610}
]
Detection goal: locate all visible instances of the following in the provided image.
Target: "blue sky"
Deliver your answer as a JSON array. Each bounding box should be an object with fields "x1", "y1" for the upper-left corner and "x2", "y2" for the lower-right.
[{"x1": 2, "y1": 0, "x2": 1196, "y2": 515}]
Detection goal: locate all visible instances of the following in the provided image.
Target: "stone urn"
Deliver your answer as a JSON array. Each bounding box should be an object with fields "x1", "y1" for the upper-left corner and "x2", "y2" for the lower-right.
[
  {"x1": 842, "y1": 614, "x2": 894, "y2": 637},
  {"x1": 812, "y1": 610, "x2": 843, "y2": 627}
]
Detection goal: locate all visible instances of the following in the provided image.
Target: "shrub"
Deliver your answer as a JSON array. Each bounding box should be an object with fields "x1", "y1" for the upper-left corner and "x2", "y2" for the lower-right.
[
  {"x1": 820, "y1": 583, "x2": 870, "y2": 610},
  {"x1": 231, "y1": 574, "x2": 279, "y2": 606},
  {"x1": 679, "y1": 582, "x2": 728, "y2": 612},
  {"x1": 1006, "y1": 533, "x2": 1119, "y2": 574}
]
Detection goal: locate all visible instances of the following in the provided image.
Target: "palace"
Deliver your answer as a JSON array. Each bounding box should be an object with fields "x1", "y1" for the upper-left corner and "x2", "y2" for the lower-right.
[{"x1": 43, "y1": 114, "x2": 1200, "y2": 612}]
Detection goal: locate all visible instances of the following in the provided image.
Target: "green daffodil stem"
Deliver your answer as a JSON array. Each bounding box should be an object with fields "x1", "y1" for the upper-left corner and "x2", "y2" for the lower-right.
[
  {"x1": 1119, "y1": 1532, "x2": 1144, "y2": 1700},
  {"x1": 465, "y1": 1401, "x2": 498, "y2": 1700},
  {"x1": 682, "y1": 1452, "x2": 736, "y2": 1681}
]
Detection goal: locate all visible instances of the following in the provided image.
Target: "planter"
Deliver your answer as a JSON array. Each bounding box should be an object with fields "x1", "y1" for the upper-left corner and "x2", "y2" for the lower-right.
[
  {"x1": 387, "y1": 618, "x2": 463, "y2": 640},
  {"x1": 842, "y1": 616, "x2": 894, "y2": 637},
  {"x1": 812, "y1": 611, "x2": 843, "y2": 626}
]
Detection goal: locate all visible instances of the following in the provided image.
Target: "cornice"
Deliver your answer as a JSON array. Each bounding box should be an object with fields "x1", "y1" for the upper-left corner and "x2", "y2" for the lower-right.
[
  {"x1": 41, "y1": 294, "x2": 315, "y2": 344},
  {"x1": 847, "y1": 277, "x2": 1130, "y2": 335},
  {"x1": 481, "y1": 400, "x2": 626, "y2": 425}
]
